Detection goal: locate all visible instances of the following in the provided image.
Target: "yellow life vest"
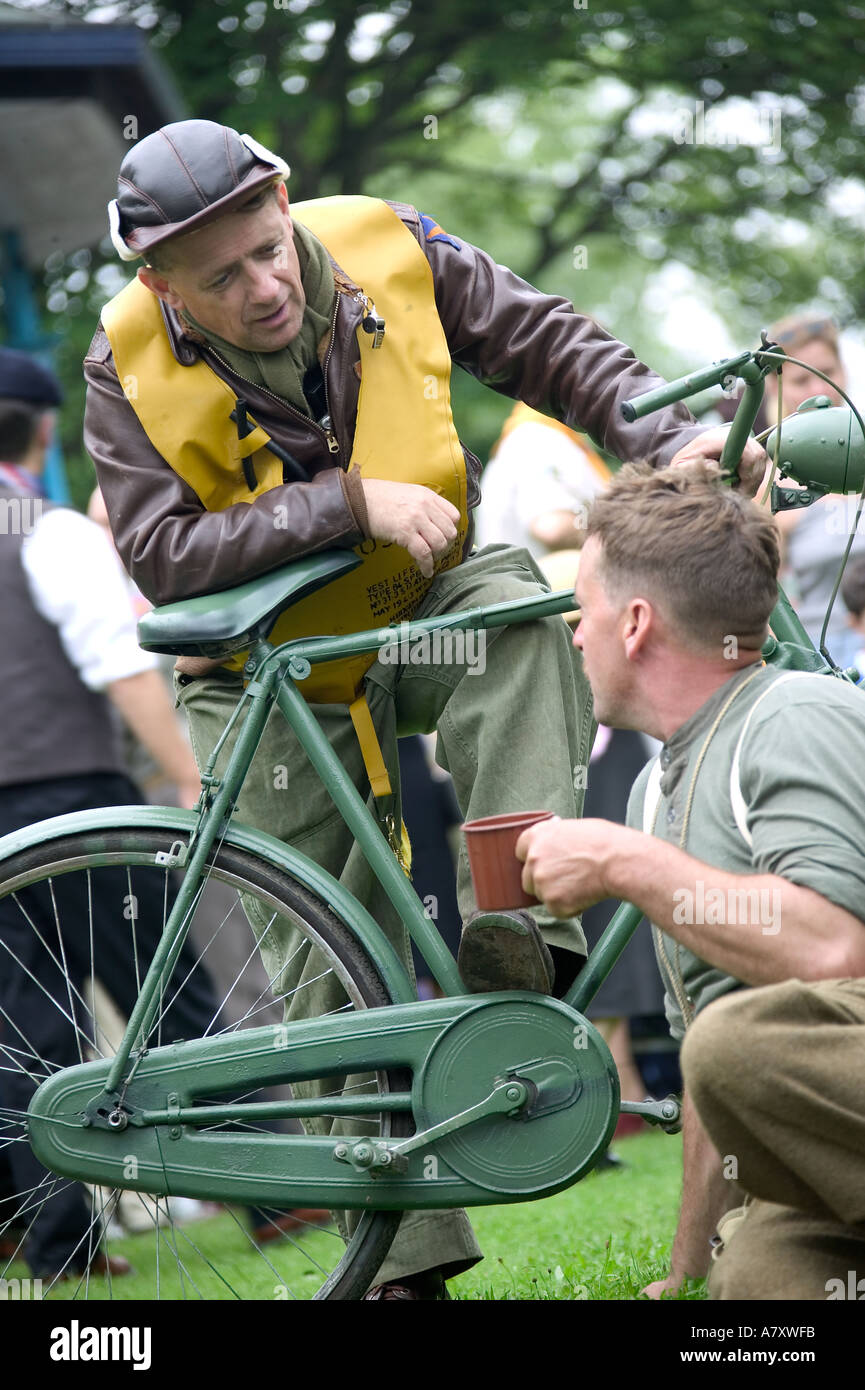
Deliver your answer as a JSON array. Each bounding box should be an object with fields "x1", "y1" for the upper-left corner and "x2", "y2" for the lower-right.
[
  {"x1": 101, "y1": 196, "x2": 469, "y2": 798},
  {"x1": 492, "y1": 401, "x2": 611, "y2": 483}
]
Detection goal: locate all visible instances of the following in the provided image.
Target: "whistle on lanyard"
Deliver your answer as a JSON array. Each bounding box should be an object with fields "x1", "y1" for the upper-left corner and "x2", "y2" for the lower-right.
[{"x1": 361, "y1": 298, "x2": 385, "y2": 349}]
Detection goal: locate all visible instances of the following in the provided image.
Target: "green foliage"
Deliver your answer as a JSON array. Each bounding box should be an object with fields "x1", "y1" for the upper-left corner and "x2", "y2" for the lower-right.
[
  {"x1": 14, "y1": 0, "x2": 865, "y2": 486},
  {"x1": 142, "y1": 0, "x2": 865, "y2": 332}
]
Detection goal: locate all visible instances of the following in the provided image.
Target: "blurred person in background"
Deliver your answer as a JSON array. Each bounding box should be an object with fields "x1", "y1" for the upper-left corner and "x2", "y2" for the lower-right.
[
  {"x1": 0, "y1": 347, "x2": 215, "y2": 1281},
  {"x1": 840, "y1": 552, "x2": 865, "y2": 677},
  {"x1": 764, "y1": 313, "x2": 865, "y2": 669},
  {"x1": 474, "y1": 401, "x2": 610, "y2": 556}
]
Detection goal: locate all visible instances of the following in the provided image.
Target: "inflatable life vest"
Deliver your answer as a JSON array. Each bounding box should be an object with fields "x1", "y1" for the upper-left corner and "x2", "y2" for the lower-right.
[{"x1": 102, "y1": 197, "x2": 469, "y2": 797}]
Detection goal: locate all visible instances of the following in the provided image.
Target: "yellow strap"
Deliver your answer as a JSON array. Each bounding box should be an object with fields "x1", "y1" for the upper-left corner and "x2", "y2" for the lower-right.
[
  {"x1": 399, "y1": 818, "x2": 412, "y2": 874},
  {"x1": 349, "y1": 691, "x2": 392, "y2": 798}
]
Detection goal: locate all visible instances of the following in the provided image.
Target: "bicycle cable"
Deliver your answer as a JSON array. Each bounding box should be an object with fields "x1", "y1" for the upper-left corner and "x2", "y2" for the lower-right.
[{"x1": 754, "y1": 348, "x2": 865, "y2": 670}]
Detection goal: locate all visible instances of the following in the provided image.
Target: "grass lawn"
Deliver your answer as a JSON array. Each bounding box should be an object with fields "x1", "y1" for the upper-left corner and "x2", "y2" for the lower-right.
[
  {"x1": 449, "y1": 1126, "x2": 699, "y2": 1301},
  {"x1": 15, "y1": 1127, "x2": 698, "y2": 1301}
]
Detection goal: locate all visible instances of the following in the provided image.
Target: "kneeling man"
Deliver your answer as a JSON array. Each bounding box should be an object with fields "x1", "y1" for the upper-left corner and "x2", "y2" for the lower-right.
[{"x1": 517, "y1": 461, "x2": 865, "y2": 1301}]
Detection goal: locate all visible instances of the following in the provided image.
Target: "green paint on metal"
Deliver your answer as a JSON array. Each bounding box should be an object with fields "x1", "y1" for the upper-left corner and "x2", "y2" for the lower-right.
[{"x1": 28, "y1": 993, "x2": 616, "y2": 1209}]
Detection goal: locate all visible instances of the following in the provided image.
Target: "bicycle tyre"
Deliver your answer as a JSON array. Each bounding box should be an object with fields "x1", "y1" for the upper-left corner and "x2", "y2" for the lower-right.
[{"x1": 0, "y1": 824, "x2": 407, "y2": 1301}]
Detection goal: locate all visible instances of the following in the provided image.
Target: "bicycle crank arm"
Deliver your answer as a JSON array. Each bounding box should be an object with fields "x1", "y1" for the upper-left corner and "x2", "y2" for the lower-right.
[
  {"x1": 351, "y1": 1054, "x2": 585, "y2": 1173},
  {"x1": 333, "y1": 1077, "x2": 531, "y2": 1175}
]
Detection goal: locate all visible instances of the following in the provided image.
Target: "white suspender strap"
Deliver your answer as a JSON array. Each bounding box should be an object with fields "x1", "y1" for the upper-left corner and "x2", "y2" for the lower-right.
[{"x1": 642, "y1": 756, "x2": 663, "y2": 834}]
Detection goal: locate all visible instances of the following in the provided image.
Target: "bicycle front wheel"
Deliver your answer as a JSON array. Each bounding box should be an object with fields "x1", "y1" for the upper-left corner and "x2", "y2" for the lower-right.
[{"x1": 0, "y1": 824, "x2": 406, "y2": 1300}]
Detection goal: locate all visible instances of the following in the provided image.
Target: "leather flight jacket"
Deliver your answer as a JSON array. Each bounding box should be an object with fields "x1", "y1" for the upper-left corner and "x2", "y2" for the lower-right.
[
  {"x1": 84, "y1": 199, "x2": 705, "y2": 615},
  {"x1": 84, "y1": 198, "x2": 707, "y2": 751}
]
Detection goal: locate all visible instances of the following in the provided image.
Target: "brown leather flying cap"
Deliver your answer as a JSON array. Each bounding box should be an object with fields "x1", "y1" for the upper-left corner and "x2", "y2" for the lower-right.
[{"x1": 108, "y1": 120, "x2": 290, "y2": 262}]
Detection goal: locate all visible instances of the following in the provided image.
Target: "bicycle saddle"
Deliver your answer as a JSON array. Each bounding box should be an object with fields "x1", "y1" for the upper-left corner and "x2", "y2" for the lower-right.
[{"x1": 137, "y1": 549, "x2": 361, "y2": 658}]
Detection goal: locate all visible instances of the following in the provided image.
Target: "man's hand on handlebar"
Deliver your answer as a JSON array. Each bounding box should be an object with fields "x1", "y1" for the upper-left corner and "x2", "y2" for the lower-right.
[
  {"x1": 669, "y1": 428, "x2": 768, "y2": 498},
  {"x1": 361, "y1": 479, "x2": 461, "y2": 578}
]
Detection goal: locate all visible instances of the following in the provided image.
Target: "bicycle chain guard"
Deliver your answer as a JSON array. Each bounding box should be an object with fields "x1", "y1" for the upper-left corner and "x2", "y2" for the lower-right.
[{"x1": 26, "y1": 994, "x2": 619, "y2": 1207}]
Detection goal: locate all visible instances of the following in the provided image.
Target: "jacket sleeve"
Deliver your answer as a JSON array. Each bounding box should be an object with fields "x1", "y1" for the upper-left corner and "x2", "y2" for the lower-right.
[
  {"x1": 83, "y1": 327, "x2": 365, "y2": 608},
  {"x1": 394, "y1": 204, "x2": 707, "y2": 468}
]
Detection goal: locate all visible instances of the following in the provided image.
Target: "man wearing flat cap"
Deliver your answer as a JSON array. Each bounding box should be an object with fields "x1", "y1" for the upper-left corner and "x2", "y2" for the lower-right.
[{"x1": 84, "y1": 119, "x2": 766, "y2": 1298}]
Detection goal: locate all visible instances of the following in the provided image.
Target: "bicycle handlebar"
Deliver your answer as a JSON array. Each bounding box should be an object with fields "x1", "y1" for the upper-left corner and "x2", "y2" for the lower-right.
[
  {"x1": 622, "y1": 348, "x2": 772, "y2": 484},
  {"x1": 620, "y1": 350, "x2": 755, "y2": 421},
  {"x1": 622, "y1": 344, "x2": 865, "y2": 499}
]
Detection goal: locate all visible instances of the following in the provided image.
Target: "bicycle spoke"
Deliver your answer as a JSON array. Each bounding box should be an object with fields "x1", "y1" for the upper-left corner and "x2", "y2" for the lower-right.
[
  {"x1": 1, "y1": 1171, "x2": 73, "y2": 1272},
  {"x1": 38, "y1": 1194, "x2": 114, "y2": 1299},
  {"x1": 149, "y1": 891, "x2": 245, "y2": 1041},
  {"x1": 0, "y1": 903, "x2": 108, "y2": 1059},
  {"x1": 46, "y1": 876, "x2": 88, "y2": 1070},
  {"x1": 0, "y1": 828, "x2": 404, "y2": 1299},
  {"x1": 162, "y1": 1209, "x2": 243, "y2": 1299},
  {"x1": 126, "y1": 1192, "x2": 207, "y2": 1301},
  {"x1": 0, "y1": 1036, "x2": 66, "y2": 1075}
]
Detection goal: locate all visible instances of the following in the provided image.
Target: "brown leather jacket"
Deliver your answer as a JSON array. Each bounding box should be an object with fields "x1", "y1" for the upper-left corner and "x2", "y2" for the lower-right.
[{"x1": 83, "y1": 200, "x2": 705, "y2": 610}]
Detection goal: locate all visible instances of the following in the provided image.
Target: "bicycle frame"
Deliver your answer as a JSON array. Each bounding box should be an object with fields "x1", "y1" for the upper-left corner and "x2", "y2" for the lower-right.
[
  {"x1": 99, "y1": 584, "x2": 616, "y2": 1096},
  {"x1": 14, "y1": 341, "x2": 865, "y2": 1217},
  {"x1": 64, "y1": 516, "x2": 841, "y2": 1107},
  {"x1": 18, "y1": 586, "x2": 632, "y2": 1210}
]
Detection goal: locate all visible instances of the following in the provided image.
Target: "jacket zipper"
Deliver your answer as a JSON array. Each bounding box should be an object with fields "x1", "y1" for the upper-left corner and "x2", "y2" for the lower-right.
[
  {"x1": 204, "y1": 301, "x2": 341, "y2": 458},
  {"x1": 318, "y1": 293, "x2": 341, "y2": 453}
]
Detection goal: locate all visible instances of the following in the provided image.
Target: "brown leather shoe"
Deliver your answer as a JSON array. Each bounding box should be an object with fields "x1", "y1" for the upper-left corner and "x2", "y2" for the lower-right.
[
  {"x1": 252, "y1": 1209, "x2": 331, "y2": 1244},
  {"x1": 458, "y1": 909, "x2": 555, "y2": 993},
  {"x1": 363, "y1": 1271, "x2": 451, "y2": 1300},
  {"x1": 47, "y1": 1252, "x2": 133, "y2": 1282}
]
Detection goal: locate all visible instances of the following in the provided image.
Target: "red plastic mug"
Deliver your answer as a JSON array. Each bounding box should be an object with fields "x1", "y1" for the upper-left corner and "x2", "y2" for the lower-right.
[{"x1": 462, "y1": 810, "x2": 555, "y2": 911}]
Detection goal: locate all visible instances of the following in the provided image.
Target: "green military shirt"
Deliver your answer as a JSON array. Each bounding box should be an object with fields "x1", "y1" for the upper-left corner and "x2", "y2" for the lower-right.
[{"x1": 626, "y1": 663, "x2": 865, "y2": 1041}]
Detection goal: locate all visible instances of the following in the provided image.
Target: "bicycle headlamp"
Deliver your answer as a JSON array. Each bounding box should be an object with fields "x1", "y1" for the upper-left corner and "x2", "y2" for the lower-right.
[{"x1": 765, "y1": 400, "x2": 865, "y2": 497}]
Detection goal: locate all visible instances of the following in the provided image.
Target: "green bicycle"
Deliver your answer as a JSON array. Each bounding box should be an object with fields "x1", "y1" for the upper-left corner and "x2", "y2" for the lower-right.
[{"x1": 1, "y1": 342, "x2": 861, "y2": 1300}]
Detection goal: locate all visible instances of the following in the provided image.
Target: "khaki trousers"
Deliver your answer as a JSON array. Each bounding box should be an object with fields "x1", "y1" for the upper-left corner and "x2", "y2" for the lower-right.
[
  {"x1": 175, "y1": 544, "x2": 594, "y2": 1286},
  {"x1": 681, "y1": 978, "x2": 865, "y2": 1300}
]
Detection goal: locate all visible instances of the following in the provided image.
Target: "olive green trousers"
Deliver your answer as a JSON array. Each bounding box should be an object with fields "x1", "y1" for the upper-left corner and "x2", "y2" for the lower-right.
[
  {"x1": 175, "y1": 543, "x2": 594, "y2": 1287},
  {"x1": 681, "y1": 978, "x2": 865, "y2": 1301}
]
